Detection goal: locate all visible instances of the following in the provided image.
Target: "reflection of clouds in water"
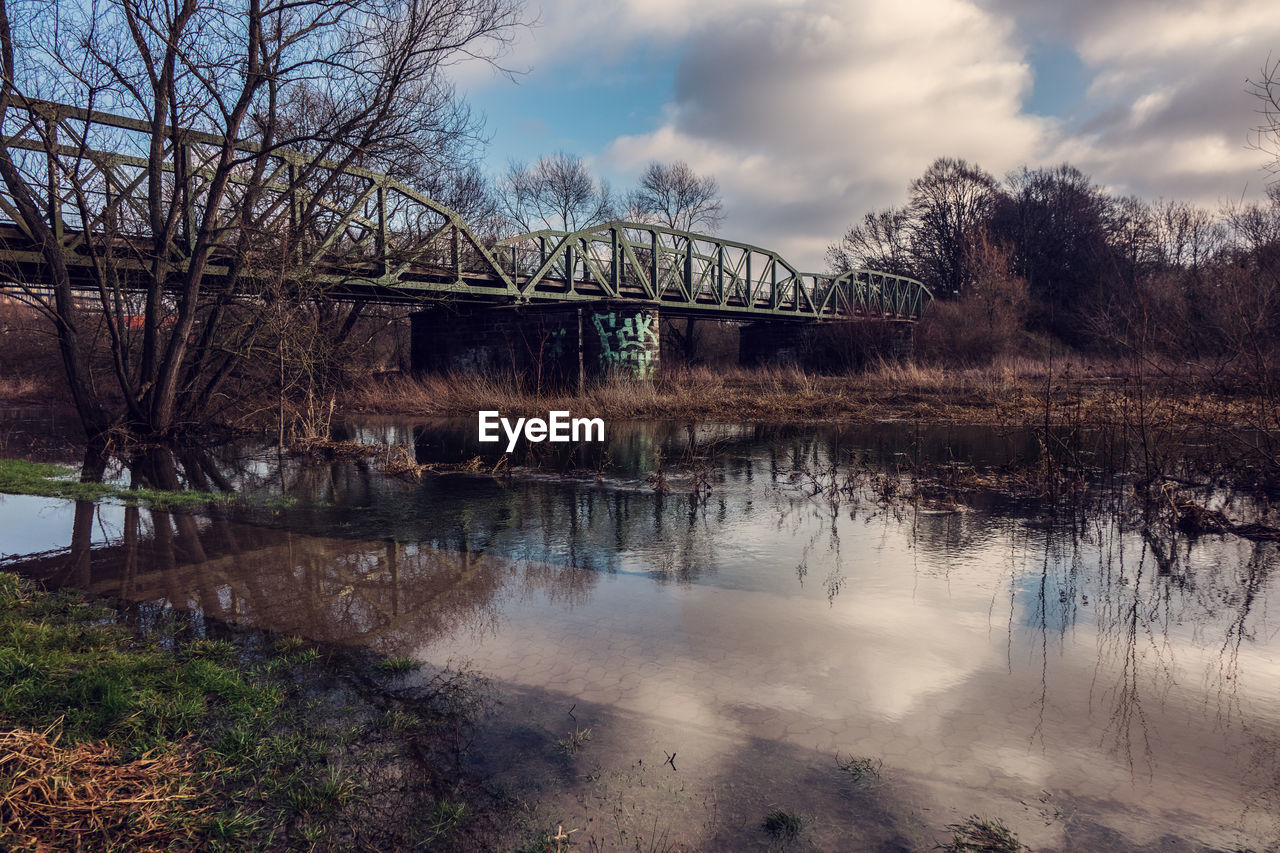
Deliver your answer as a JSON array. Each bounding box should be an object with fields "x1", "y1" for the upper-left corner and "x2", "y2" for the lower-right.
[
  {"x1": 5, "y1": 427, "x2": 1280, "y2": 848},
  {"x1": 414, "y1": 496, "x2": 1280, "y2": 846},
  {"x1": 0, "y1": 495, "x2": 126, "y2": 556}
]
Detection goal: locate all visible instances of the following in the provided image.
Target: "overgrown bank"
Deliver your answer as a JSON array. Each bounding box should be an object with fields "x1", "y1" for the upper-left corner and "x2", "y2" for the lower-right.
[
  {"x1": 340, "y1": 358, "x2": 1280, "y2": 494},
  {"x1": 0, "y1": 566, "x2": 1046, "y2": 852},
  {"x1": 341, "y1": 360, "x2": 1261, "y2": 426},
  {"x1": 0, "y1": 572, "x2": 495, "y2": 852}
]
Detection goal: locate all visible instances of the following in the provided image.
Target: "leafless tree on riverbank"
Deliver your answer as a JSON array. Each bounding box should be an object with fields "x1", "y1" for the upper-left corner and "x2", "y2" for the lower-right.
[
  {"x1": 1250, "y1": 56, "x2": 1280, "y2": 182},
  {"x1": 625, "y1": 161, "x2": 723, "y2": 234},
  {"x1": 0, "y1": 0, "x2": 522, "y2": 442},
  {"x1": 498, "y1": 152, "x2": 615, "y2": 233}
]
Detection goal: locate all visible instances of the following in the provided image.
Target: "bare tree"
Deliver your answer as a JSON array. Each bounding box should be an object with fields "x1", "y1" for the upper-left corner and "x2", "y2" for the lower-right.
[
  {"x1": 625, "y1": 161, "x2": 723, "y2": 233},
  {"x1": 1150, "y1": 199, "x2": 1225, "y2": 274},
  {"x1": 1249, "y1": 56, "x2": 1280, "y2": 181},
  {"x1": 907, "y1": 157, "x2": 1000, "y2": 297},
  {"x1": 829, "y1": 158, "x2": 996, "y2": 297},
  {"x1": 419, "y1": 163, "x2": 506, "y2": 240},
  {"x1": 916, "y1": 230, "x2": 1028, "y2": 365},
  {"x1": 499, "y1": 152, "x2": 614, "y2": 233},
  {"x1": 0, "y1": 0, "x2": 521, "y2": 441},
  {"x1": 984, "y1": 164, "x2": 1114, "y2": 341},
  {"x1": 825, "y1": 206, "x2": 914, "y2": 277}
]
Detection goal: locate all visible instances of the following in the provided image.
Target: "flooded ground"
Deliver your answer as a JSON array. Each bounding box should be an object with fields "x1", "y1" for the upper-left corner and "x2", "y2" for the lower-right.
[{"x1": 1, "y1": 417, "x2": 1277, "y2": 850}]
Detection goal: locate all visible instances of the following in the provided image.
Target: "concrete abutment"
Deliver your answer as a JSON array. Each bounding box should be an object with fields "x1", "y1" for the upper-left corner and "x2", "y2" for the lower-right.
[
  {"x1": 411, "y1": 303, "x2": 915, "y2": 381},
  {"x1": 410, "y1": 301, "x2": 660, "y2": 383}
]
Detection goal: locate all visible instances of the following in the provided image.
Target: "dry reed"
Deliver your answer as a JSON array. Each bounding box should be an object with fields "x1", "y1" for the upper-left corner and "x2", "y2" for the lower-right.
[
  {"x1": 0, "y1": 724, "x2": 206, "y2": 852},
  {"x1": 341, "y1": 357, "x2": 1145, "y2": 425}
]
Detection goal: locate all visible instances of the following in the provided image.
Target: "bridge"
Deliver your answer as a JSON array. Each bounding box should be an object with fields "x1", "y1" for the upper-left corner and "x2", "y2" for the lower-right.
[{"x1": 0, "y1": 100, "x2": 930, "y2": 378}]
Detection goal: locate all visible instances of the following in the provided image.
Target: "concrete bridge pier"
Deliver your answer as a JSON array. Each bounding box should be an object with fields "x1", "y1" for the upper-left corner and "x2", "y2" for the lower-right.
[
  {"x1": 738, "y1": 319, "x2": 915, "y2": 370},
  {"x1": 410, "y1": 300, "x2": 660, "y2": 384},
  {"x1": 738, "y1": 322, "x2": 806, "y2": 367}
]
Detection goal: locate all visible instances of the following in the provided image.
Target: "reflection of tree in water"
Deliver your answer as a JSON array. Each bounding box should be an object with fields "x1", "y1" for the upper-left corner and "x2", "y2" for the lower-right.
[
  {"x1": 998, "y1": 497, "x2": 1280, "y2": 830},
  {"x1": 8, "y1": 438, "x2": 756, "y2": 652},
  {"x1": 14, "y1": 504, "x2": 519, "y2": 655},
  {"x1": 13, "y1": 430, "x2": 1280, "y2": 829},
  {"x1": 771, "y1": 437, "x2": 1280, "y2": 825}
]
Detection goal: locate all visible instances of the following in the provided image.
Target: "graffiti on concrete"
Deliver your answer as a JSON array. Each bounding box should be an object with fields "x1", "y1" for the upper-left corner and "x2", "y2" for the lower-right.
[
  {"x1": 544, "y1": 326, "x2": 568, "y2": 359},
  {"x1": 591, "y1": 311, "x2": 658, "y2": 378}
]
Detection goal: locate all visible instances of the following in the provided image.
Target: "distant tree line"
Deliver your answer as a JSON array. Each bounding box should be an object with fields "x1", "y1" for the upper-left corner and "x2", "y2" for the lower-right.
[{"x1": 826, "y1": 154, "x2": 1280, "y2": 370}]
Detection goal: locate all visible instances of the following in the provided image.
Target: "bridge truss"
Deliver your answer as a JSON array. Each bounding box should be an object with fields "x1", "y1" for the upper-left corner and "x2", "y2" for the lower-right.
[
  {"x1": 0, "y1": 100, "x2": 930, "y2": 321},
  {"x1": 497, "y1": 223, "x2": 930, "y2": 319}
]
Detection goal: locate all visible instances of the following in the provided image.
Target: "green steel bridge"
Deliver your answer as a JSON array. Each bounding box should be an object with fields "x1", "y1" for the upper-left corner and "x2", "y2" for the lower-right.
[{"x1": 0, "y1": 100, "x2": 930, "y2": 321}]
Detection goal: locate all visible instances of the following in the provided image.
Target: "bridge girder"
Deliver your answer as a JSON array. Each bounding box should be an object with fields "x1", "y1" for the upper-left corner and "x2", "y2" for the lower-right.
[
  {"x1": 0, "y1": 99, "x2": 519, "y2": 301},
  {"x1": 498, "y1": 221, "x2": 931, "y2": 320},
  {"x1": 0, "y1": 100, "x2": 930, "y2": 320}
]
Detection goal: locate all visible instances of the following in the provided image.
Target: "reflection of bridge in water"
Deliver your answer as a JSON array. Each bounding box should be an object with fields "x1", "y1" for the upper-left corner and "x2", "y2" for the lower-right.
[
  {"x1": 2, "y1": 420, "x2": 1279, "y2": 849},
  {"x1": 0, "y1": 422, "x2": 1046, "y2": 653},
  {"x1": 0, "y1": 101, "x2": 931, "y2": 378}
]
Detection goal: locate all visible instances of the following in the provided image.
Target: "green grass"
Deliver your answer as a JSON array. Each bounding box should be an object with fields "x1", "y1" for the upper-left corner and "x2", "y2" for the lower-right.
[
  {"x1": 0, "y1": 574, "x2": 275, "y2": 758},
  {"x1": 0, "y1": 457, "x2": 229, "y2": 508},
  {"x1": 0, "y1": 457, "x2": 298, "y2": 510},
  {"x1": 426, "y1": 798, "x2": 469, "y2": 841},
  {"x1": 0, "y1": 572, "x2": 480, "y2": 852},
  {"x1": 375, "y1": 654, "x2": 421, "y2": 675}
]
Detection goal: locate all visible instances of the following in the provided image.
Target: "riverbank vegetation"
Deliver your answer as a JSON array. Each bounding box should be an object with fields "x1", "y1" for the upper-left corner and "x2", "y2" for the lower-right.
[
  {"x1": 0, "y1": 458, "x2": 240, "y2": 509},
  {"x1": 0, "y1": 572, "x2": 496, "y2": 852},
  {"x1": 344, "y1": 357, "x2": 1280, "y2": 490},
  {"x1": 0, "y1": 569, "x2": 1045, "y2": 852},
  {"x1": 340, "y1": 356, "x2": 1227, "y2": 424}
]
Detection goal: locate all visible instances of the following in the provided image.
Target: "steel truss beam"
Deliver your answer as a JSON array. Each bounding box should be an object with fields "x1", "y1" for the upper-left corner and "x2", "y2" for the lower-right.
[
  {"x1": 0, "y1": 99, "x2": 517, "y2": 300},
  {"x1": 497, "y1": 222, "x2": 930, "y2": 320},
  {"x1": 0, "y1": 100, "x2": 930, "y2": 321}
]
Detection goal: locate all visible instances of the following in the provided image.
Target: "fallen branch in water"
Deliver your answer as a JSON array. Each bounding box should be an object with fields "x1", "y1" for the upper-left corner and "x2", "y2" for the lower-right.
[{"x1": 1176, "y1": 501, "x2": 1280, "y2": 541}]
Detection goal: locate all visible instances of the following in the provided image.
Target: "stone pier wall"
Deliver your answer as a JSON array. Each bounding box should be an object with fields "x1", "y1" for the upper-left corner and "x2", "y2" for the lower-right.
[
  {"x1": 412, "y1": 302, "x2": 918, "y2": 380},
  {"x1": 410, "y1": 301, "x2": 660, "y2": 383}
]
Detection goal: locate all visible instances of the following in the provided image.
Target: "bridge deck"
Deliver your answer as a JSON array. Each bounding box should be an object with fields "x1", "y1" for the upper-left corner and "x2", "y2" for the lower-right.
[{"x1": 0, "y1": 100, "x2": 930, "y2": 322}]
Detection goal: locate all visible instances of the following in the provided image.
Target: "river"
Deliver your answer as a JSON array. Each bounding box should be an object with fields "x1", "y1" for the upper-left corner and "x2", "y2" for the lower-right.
[{"x1": 1, "y1": 416, "x2": 1276, "y2": 850}]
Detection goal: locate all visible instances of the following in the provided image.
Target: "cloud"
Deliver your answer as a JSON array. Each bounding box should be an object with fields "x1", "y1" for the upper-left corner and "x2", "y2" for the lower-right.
[
  {"x1": 602, "y1": 0, "x2": 1049, "y2": 268},
  {"x1": 992, "y1": 0, "x2": 1280, "y2": 202},
  {"x1": 464, "y1": 0, "x2": 1280, "y2": 268},
  {"x1": 450, "y1": 0, "x2": 745, "y2": 88}
]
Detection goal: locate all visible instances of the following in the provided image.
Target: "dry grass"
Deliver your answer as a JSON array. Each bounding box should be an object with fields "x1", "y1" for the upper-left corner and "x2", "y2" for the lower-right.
[
  {"x1": 344, "y1": 360, "x2": 1280, "y2": 490},
  {"x1": 381, "y1": 445, "x2": 507, "y2": 480},
  {"x1": 0, "y1": 376, "x2": 55, "y2": 404},
  {"x1": 287, "y1": 436, "x2": 384, "y2": 459},
  {"x1": 342, "y1": 357, "x2": 1157, "y2": 426},
  {"x1": 0, "y1": 302, "x2": 71, "y2": 406},
  {"x1": 0, "y1": 725, "x2": 204, "y2": 853}
]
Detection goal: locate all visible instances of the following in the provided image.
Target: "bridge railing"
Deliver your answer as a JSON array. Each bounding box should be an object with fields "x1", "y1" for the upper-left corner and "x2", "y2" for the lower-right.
[
  {"x1": 497, "y1": 221, "x2": 931, "y2": 320},
  {"x1": 0, "y1": 99, "x2": 518, "y2": 299},
  {"x1": 0, "y1": 100, "x2": 929, "y2": 318}
]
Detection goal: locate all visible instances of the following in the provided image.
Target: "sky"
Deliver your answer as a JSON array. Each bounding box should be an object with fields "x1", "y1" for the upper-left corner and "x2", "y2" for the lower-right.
[{"x1": 453, "y1": 0, "x2": 1280, "y2": 270}]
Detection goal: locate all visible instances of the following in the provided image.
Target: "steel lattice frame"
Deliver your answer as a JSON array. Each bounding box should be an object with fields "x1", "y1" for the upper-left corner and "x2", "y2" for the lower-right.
[
  {"x1": 0, "y1": 100, "x2": 930, "y2": 320},
  {"x1": 0, "y1": 99, "x2": 518, "y2": 301},
  {"x1": 497, "y1": 222, "x2": 931, "y2": 319}
]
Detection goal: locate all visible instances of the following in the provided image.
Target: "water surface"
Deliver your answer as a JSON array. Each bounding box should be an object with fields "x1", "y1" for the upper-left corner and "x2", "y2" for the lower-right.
[{"x1": 1, "y1": 418, "x2": 1276, "y2": 850}]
